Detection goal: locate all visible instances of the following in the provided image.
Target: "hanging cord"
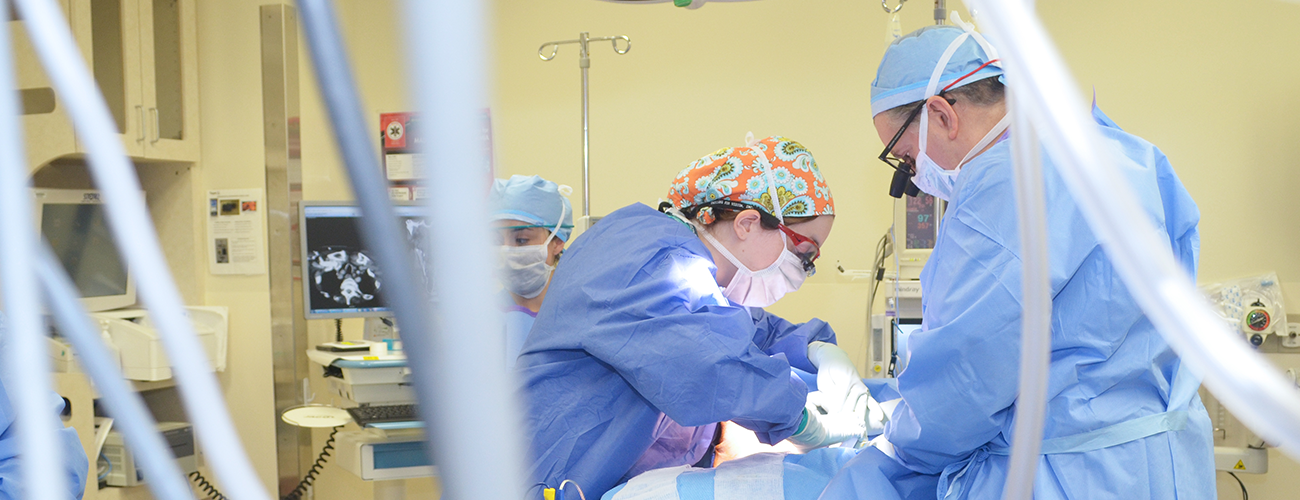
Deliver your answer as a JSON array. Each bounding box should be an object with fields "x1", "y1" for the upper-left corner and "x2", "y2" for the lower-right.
[
  {"x1": 1227, "y1": 471, "x2": 1248, "y2": 500},
  {"x1": 188, "y1": 470, "x2": 228, "y2": 500},
  {"x1": 334, "y1": 318, "x2": 343, "y2": 342},
  {"x1": 281, "y1": 426, "x2": 342, "y2": 500}
]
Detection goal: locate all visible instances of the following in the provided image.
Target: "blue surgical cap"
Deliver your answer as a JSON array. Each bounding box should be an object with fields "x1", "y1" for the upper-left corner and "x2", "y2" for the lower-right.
[
  {"x1": 870, "y1": 25, "x2": 1003, "y2": 117},
  {"x1": 489, "y1": 175, "x2": 574, "y2": 242}
]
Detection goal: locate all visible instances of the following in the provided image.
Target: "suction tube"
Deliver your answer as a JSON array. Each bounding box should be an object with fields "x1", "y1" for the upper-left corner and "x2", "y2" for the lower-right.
[
  {"x1": 402, "y1": 1, "x2": 530, "y2": 498},
  {"x1": 970, "y1": 0, "x2": 1300, "y2": 486},
  {"x1": 0, "y1": 9, "x2": 63, "y2": 499},
  {"x1": 12, "y1": 0, "x2": 268, "y2": 497}
]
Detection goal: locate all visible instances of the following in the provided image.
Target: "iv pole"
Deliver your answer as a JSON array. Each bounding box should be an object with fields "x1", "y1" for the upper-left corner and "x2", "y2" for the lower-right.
[{"x1": 539, "y1": 33, "x2": 631, "y2": 230}]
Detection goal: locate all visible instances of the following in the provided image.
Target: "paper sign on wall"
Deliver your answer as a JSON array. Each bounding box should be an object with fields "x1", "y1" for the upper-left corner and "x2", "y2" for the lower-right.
[{"x1": 206, "y1": 189, "x2": 267, "y2": 275}]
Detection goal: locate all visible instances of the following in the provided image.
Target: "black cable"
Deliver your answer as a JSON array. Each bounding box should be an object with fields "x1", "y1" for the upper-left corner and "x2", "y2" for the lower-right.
[
  {"x1": 334, "y1": 318, "x2": 343, "y2": 342},
  {"x1": 188, "y1": 470, "x2": 228, "y2": 500},
  {"x1": 1227, "y1": 471, "x2": 1248, "y2": 500},
  {"x1": 281, "y1": 426, "x2": 342, "y2": 500}
]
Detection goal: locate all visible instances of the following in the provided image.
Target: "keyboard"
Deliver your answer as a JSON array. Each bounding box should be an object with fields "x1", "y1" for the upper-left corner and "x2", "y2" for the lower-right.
[{"x1": 346, "y1": 404, "x2": 420, "y2": 427}]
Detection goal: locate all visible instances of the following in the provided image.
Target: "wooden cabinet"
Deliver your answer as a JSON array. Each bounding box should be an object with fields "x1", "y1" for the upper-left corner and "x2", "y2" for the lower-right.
[{"x1": 15, "y1": 0, "x2": 200, "y2": 171}]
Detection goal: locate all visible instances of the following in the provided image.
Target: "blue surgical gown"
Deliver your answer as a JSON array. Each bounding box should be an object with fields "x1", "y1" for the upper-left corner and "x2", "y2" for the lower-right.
[
  {"x1": 821, "y1": 107, "x2": 1213, "y2": 500},
  {"x1": 520, "y1": 203, "x2": 837, "y2": 498},
  {"x1": 0, "y1": 370, "x2": 89, "y2": 499}
]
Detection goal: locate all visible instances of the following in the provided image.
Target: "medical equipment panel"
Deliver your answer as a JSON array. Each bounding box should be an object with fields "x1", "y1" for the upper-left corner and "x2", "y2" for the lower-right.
[
  {"x1": 300, "y1": 202, "x2": 434, "y2": 319},
  {"x1": 102, "y1": 421, "x2": 199, "y2": 487},
  {"x1": 891, "y1": 193, "x2": 942, "y2": 281},
  {"x1": 334, "y1": 429, "x2": 436, "y2": 481},
  {"x1": 91, "y1": 306, "x2": 229, "y2": 381},
  {"x1": 33, "y1": 188, "x2": 138, "y2": 312}
]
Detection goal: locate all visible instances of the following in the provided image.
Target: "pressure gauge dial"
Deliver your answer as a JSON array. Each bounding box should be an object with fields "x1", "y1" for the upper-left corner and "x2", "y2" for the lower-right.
[{"x1": 1245, "y1": 308, "x2": 1272, "y2": 333}]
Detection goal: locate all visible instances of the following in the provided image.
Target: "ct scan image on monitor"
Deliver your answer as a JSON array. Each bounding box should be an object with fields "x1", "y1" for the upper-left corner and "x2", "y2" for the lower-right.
[{"x1": 300, "y1": 202, "x2": 432, "y2": 319}]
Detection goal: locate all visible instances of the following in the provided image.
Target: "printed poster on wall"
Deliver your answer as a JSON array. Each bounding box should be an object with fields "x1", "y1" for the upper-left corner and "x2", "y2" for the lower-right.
[{"x1": 206, "y1": 189, "x2": 267, "y2": 275}]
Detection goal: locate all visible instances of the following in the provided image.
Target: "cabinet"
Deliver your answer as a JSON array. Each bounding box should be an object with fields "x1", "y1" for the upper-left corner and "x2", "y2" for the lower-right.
[{"x1": 14, "y1": 0, "x2": 199, "y2": 171}]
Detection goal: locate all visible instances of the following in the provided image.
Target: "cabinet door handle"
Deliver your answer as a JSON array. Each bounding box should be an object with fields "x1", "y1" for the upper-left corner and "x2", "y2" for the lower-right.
[
  {"x1": 149, "y1": 108, "x2": 160, "y2": 143},
  {"x1": 136, "y1": 106, "x2": 145, "y2": 143}
]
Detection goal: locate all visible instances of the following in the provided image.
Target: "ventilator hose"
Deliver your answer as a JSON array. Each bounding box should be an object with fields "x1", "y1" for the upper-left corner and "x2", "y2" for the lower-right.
[
  {"x1": 188, "y1": 470, "x2": 228, "y2": 500},
  {"x1": 281, "y1": 426, "x2": 341, "y2": 500}
]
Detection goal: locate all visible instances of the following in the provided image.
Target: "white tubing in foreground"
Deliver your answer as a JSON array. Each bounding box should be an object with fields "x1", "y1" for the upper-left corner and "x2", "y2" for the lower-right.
[
  {"x1": 1002, "y1": 84, "x2": 1050, "y2": 500},
  {"x1": 39, "y1": 251, "x2": 197, "y2": 500},
  {"x1": 971, "y1": 0, "x2": 1300, "y2": 463},
  {"x1": 12, "y1": 0, "x2": 270, "y2": 498},
  {"x1": 0, "y1": 8, "x2": 64, "y2": 500},
  {"x1": 404, "y1": 1, "x2": 529, "y2": 499}
]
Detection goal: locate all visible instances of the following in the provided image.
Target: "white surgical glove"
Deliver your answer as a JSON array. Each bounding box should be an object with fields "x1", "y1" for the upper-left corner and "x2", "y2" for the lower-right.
[
  {"x1": 808, "y1": 342, "x2": 871, "y2": 421},
  {"x1": 787, "y1": 391, "x2": 866, "y2": 453}
]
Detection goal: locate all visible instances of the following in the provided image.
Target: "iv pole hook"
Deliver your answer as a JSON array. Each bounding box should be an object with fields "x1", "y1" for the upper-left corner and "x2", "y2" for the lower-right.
[{"x1": 882, "y1": 0, "x2": 907, "y2": 14}]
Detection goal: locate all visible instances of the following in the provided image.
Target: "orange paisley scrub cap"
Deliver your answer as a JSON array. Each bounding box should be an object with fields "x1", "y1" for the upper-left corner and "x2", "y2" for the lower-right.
[{"x1": 666, "y1": 135, "x2": 834, "y2": 225}]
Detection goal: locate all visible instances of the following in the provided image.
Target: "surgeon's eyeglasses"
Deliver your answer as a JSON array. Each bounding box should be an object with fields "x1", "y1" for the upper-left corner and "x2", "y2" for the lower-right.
[
  {"x1": 778, "y1": 224, "x2": 820, "y2": 277},
  {"x1": 877, "y1": 95, "x2": 957, "y2": 176}
]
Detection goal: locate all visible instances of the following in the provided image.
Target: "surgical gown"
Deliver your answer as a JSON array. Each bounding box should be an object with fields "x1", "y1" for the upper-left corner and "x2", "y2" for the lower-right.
[
  {"x1": 520, "y1": 203, "x2": 836, "y2": 498},
  {"x1": 503, "y1": 301, "x2": 536, "y2": 369},
  {"x1": 821, "y1": 107, "x2": 1213, "y2": 500}
]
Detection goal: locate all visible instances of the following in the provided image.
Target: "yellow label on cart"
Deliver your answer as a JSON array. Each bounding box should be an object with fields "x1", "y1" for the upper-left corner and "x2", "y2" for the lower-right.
[{"x1": 1234, "y1": 460, "x2": 1246, "y2": 470}]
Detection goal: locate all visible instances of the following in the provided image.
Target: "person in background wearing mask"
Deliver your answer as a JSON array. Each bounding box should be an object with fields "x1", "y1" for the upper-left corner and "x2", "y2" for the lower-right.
[
  {"x1": 488, "y1": 175, "x2": 573, "y2": 368},
  {"x1": 520, "y1": 136, "x2": 870, "y2": 498},
  {"x1": 819, "y1": 19, "x2": 1212, "y2": 500}
]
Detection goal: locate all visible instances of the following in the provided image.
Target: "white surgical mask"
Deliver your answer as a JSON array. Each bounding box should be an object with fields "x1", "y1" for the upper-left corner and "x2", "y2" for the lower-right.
[
  {"x1": 697, "y1": 227, "x2": 807, "y2": 308},
  {"x1": 911, "y1": 12, "x2": 1007, "y2": 202},
  {"x1": 497, "y1": 194, "x2": 568, "y2": 299}
]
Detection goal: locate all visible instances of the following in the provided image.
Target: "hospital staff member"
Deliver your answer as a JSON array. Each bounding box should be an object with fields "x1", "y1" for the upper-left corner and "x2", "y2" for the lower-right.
[
  {"x1": 820, "y1": 21, "x2": 1213, "y2": 500},
  {"x1": 0, "y1": 313, "x2": 89, "y2": 499},
  {"x1": 520, "y1": 136, "x2": 865, "y2": 498},
  {"x1": 489, "y1": 175, "x2": 574, "y2": 368}
]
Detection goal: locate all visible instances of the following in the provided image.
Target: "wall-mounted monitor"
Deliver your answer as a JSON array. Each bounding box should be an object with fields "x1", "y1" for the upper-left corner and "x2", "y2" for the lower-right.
[
  {"x1": 34, "y1": 188, "x2": 137, "y2": 312},
  {"x1": 299, "y1": 202, "x2": 432, "y2": 319}
]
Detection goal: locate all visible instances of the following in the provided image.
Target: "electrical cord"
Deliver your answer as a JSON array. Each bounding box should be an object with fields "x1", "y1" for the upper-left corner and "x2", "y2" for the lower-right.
[
  {"x1": 188, "y1": 470, "x2": 228, "y2": 500},
  {"x1": 559, "y1": 479, "x2": 588, "y2": 500},
  {"x1": 281, "y1": 425, "x2": 342, "y2": 500},
  {"x1": 97, "y1": 452, "x2": 111, "y2": 482},
  {"x1": 1227, "y1": 471, "x2": 1248, "y2": 500}
]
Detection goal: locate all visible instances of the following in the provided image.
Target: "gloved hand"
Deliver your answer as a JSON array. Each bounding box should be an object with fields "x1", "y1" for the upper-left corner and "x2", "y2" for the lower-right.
[
  {"x1": 807, "y1": 342, "x2": 871, "y2": 420},
  {"x1": 786, "y1": 391, "x2": 867, "y2": 453}
]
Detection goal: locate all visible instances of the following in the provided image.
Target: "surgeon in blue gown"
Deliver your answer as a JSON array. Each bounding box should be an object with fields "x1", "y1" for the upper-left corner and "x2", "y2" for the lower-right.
[
  {"x1": 0, "y1": 314, "x2": 89, "y2": 499},
  {"x1": 520, "y1": 136, "x2": 862, "y2": 499},
  {"x1": 820, "y1": 22, "x2": 1213, "y2": 500},
  {"x1": 489, "y1": 175, "x2": 574, "y2": 368}
]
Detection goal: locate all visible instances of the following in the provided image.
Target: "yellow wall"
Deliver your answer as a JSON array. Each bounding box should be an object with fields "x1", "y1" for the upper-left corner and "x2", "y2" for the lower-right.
[{"x1": 191, "y1": 0, "x2": 1300, "y2": 498}]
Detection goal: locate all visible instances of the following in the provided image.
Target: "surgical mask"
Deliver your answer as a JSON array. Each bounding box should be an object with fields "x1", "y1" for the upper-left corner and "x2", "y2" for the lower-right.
[
  {"x1": 911, "y1": 12, "x2": 1007, "y2": 202},
  {"x1": 697, "y1": 225, "x2": 807, "y2": 308},
  {"x1": 497, "y1": 196, "x2": 568, "y2": 299}
]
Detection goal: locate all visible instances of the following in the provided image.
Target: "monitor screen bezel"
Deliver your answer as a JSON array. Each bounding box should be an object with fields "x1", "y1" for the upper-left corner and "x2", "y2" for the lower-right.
[
  {"x1": 32, "y1": 188, "x2": 138, "y2": 313},
  {"x1": 298, "y1": 201, "x2": 426, "y2": 320}
]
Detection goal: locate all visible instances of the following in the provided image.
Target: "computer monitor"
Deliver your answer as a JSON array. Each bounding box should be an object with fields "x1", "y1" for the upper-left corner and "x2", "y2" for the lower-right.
[
  {"x1": 299, "y1": 202, "x2": 433, "y2": 319},
  {"x1": 891, "y1": 193, "x2": 944, "y2": 280},
  {"x1": 33, "y1": 188, "x2": 137, "y2": 312}
]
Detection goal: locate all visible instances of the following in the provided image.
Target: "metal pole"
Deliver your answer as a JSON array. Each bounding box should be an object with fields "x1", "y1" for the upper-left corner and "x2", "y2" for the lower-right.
[
  {"x1": 935, "y1": 0, "x2": 946, "y2": 24},
  {"x1": 260, "y1": 5, "x2": 311, "y2": 496},
  {"x1": 580, "y1": 32, "x2": 591, "y2": 220}
]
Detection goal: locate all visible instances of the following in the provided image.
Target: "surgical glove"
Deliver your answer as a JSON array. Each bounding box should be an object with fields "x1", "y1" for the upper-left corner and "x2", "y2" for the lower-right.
[
  {"x1": 787, "y1": 391, "x2": 866, "y2": 453},
  {"x1": 808, "y1": 341, "x2": 871, "y2": 417}
]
